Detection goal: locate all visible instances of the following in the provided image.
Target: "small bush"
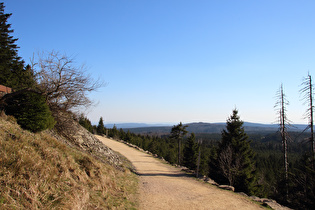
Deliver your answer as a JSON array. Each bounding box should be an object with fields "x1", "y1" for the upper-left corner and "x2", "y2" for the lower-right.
[{"x1": 4, "y1": 91, "x2": 55, "y2": 132}]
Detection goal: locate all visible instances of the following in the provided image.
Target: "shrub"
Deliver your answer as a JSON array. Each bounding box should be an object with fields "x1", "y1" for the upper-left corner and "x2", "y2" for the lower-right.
[{"x1": 4, "y1": 91, "x2": 55, "y2": 132}]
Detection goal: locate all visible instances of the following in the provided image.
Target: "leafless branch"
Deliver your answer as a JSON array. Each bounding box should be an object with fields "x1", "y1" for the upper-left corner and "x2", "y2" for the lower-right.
[
  {"x1": 299, "y1": 73, "x2": 315, "y2": 167},
  {"x1": 33, "y1": 51, "x2": 105, "y2": 113}
]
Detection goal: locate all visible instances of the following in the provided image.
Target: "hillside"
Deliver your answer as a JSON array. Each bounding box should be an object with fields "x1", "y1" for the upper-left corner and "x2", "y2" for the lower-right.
[{"x1": 0, "y1": 113, "x2": 138, "y2": 209}]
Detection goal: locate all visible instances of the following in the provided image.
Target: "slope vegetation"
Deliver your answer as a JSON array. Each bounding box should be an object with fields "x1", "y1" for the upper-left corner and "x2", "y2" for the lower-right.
[{"x1": 0, "y1": 114, "x2": 138, "y2": 209}]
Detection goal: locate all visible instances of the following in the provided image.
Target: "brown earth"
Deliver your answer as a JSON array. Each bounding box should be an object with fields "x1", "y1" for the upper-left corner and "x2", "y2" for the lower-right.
[{"x1": 96, "y1": 135, "x2": 264, "y2": 210}]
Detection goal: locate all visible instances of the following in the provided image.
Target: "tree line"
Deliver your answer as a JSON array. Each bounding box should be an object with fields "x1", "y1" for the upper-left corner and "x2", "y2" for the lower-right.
[
  {"x1": 80, "y1": 105, "x2": 314, "y2": 209},
  {"x1": 1, "y1": 1, "x2": 314, "y2": 208}
]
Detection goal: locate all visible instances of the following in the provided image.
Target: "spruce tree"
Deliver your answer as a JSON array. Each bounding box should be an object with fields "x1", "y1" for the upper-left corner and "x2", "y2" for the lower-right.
[
  {"x1": 96, "y1": 117, "x2": 106, "y2": 135},
  {"x1": 109, "y1": 125, "x2": 119, "y2": 139},
  {"x1": 0, "y1": 3, "x2": 35, "y2": 89},
  {"x1": 170, "y1": 122, "x2": 188, "y2": 165},
  {"x1": 4, "y1": 92, "x2": 55, "y2": 132},
  {"x1": 78, "y1": 114, "x2": 93, "y2": 133},
  {"x1": 183, "y1": 133, "x2": 198, "y2": 170},
  {"x1": 217, "y1": 109, "x2": 257, "y2": 194}
]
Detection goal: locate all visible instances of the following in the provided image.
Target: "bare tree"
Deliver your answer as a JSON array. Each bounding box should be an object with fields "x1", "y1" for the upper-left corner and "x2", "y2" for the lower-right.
[
  {"x1": 300, "y1": 73, "x2": 315, "y2": 167},
  {"x1": 218, "y1": 145, "x2": 242, "y2": 186},
  {"x1": 275, "y1": 83, "x2": 290, "y2": 199},
  {"x1": 29, "y1": 51, "x2": 105, "y2": 133},
  {"x1": 33, "y1": 51, "x2": 104, "y2": 114},
  {"x1": 218, "y1": 145, "x2": 234, "y2": 185}
]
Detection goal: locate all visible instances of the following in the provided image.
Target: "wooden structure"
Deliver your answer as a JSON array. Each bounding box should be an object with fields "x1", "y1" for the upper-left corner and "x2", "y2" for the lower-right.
[{"x1": 0, "y1": 85, "x2": 12, "y2": 97}]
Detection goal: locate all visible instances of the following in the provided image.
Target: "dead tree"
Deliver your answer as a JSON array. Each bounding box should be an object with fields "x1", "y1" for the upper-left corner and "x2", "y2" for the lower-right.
[
  {"x1": 218, "y1": 145, "x2": 234, "y2": 185},
  {"x1": 300, "y1": 73, "x2": 315, "y2": 168},
  {"x1": 275, "y1": 84, "x2": 290, "y2": 199}
]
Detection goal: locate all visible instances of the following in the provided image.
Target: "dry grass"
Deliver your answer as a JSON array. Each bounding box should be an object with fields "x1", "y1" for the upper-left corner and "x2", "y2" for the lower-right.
[{"x1": 0, "y1": 114, "x2": 138, "y2": 209}]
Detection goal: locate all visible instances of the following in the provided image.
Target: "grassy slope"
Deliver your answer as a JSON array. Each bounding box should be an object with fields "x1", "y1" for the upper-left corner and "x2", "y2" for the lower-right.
[{"x1": 0, "y1": 115, "x2": 138, "y2": 209}]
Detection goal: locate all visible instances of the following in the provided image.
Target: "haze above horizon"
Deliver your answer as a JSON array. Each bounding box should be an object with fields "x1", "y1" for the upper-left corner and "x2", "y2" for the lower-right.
[{"x1": 4, "y1": 0, "x2": 315, "y2": 124}]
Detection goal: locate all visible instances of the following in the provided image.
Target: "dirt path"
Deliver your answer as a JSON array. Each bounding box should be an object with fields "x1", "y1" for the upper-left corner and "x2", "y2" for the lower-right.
[{"x1": 96, "y1": 136, "x2": 263, "y2": 210}]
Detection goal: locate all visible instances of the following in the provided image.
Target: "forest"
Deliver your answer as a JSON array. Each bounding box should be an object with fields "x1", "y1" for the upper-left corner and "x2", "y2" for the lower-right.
[
  {"x1": 1, "y1": 1, "x2": 314, "y2": 209},
  {"x1": 79, "y1": 113, "x2": 315, "y2": 210}
]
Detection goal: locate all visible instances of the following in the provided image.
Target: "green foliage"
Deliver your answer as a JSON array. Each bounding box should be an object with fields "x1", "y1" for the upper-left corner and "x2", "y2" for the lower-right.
[
  {"x1": 4, "y1": 92, "x2": 55, "y2": 132},
  {"x1": 198, "y1": 145, "x2": 212, "y2": 176},
  {"x1": 78, "y1": 114, "x2": 94, "y2": 133},
  {"x1": 96, "y1": 117, "x2": 106, "y2": 135},
  {"x1": 170, "y1": 122, "x2": 188, "y2": 140},
  {"x1": 170, "y1": 122, "x2": 188, "y2": 165},
  {"x1": 183, "y1": 133, "x2": 198, "y2": 170},
  {"x1": 0, "y1": 3, "x2": 35, "y2": 89},
  {"x1": 108, "y1": 125, "x2": 119, "y2": 139},
  {"x1": 211, "y1": 109, "x2": 257, "y2": 195},
  {"x1": 285, "y1": 154, "x2": 315, "y2": 209},
  {"x1": 90, "y1": 114, "x2": 314, "y2": 208}
]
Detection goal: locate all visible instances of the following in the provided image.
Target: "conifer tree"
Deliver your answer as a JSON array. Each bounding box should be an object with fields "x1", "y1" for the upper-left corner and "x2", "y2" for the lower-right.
[
  {"x1": 217, "y1": 109, "x2": 257, "y2": 194},
  {"x1": 183, "y1": 133, "x2": 198, "y2": 170},
  {"x1": 109, "y1": 125, "x2": 119, "y2": 139},
  {"x1": 78, "y1": 114, "x2": 93, "y2": 133},
  {"x1": 198, "y1": 145, "x2": 210, "y2": 177},
  {"x1": 96, "y1": 117, "x2": 106, "y2": 135},
  {"x1": 170, "y1": 122, "x2": 188, "y2": 165},
  {"x1": 4, "y1": 91, "x2": 55, "y2": 132},
  {"x1": 0, "y1": 3, "x2": 35, "y2": 89}
]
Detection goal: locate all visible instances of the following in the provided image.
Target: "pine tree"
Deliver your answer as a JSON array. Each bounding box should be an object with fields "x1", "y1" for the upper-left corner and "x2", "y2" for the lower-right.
[
  {"x1": 78, "y1": 114, "x2": 93, "y2": 133},
  {"x1": 183, "y1": 133, "x2": 198, "y2": 170},
  {"x1": 0, "y1": 3, "x2": 35, "y2": 89},
  {"x1": 109, "y1": 125, "x2": 119, "y2": 139},
  {"x1": 198, "y1": 146, "x2": 210, "y2": 177},
  {"x1": 289, "y1": 154, "x2": 315, "y2": 209},
  {"x1": 4, "y1": 91, "x2": 55, "y2": 132},
  {"x1": 170, "y1": 122, "x2": 188, "y2": 165},
  {"x1": 96, "y1": 117, "x2": 106, "y2": 135},
  {"x1": 148, "y1": 139, "x2": 159, "y2": 155},
  {"x1": 217, "y1": 109, "x2": 257, "y2": 194}
]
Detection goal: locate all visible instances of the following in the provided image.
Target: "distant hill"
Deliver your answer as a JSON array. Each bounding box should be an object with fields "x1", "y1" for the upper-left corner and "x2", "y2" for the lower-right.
[
  {"x1": 122, "y1": 122, "x2": 309, "y2": 135},
  {"x1": 104, "y1": 123, "x2": 172, "y2": 129}
]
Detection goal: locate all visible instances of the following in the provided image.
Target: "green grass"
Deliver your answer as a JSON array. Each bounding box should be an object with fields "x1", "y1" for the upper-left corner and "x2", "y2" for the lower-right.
[{"x1": 0, "y1": 114, "x2": 138, "y2": 209}]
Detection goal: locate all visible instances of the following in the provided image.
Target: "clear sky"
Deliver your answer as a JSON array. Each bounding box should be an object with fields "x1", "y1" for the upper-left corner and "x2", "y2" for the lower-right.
[{"x1": 3, "y1": 0, "x2": 315, "y2": 124}]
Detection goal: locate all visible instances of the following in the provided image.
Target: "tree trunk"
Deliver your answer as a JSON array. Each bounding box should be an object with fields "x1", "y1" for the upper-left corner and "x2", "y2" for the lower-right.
[
  {"x1": 178, "y1": 139, "x2": 181, "y2": 165},
  {"x1": 280, "y1": 85, "x2": 289, "y2": 200}
]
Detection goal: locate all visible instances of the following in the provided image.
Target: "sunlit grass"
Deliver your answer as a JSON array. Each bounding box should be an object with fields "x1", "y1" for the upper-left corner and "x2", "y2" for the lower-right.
[{"x1": 0, "y1": 114, "x2": 138, "y2": 209}]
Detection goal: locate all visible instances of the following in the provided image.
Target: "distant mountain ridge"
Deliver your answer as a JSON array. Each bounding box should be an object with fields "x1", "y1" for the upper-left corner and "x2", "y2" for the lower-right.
[
  {"x1": 111, "y1": 122, "x2": 309, "y2": 134},
  {"x1": 104, "y1": 123, "x2": 172, "y2": 129}
]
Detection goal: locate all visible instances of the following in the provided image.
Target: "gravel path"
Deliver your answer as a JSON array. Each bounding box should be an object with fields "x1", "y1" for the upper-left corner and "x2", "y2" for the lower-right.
[{"x1": 96, "y1": 135, "x2": 264, "y2": 210}]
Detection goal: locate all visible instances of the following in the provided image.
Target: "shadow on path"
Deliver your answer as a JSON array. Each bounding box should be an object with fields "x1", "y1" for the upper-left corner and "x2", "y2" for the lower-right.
[{"x1": 135, "y1": 172, "x2": 194, "y2": 178}]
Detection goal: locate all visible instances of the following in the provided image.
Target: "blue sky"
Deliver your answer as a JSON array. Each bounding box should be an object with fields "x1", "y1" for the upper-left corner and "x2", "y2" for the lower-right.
[{"x1": 3, "y1": 0, "x2": 315, "y2": 124}]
